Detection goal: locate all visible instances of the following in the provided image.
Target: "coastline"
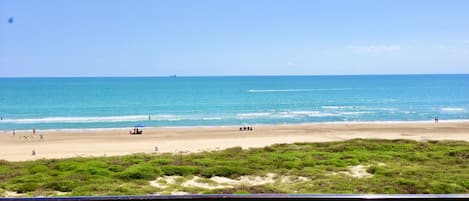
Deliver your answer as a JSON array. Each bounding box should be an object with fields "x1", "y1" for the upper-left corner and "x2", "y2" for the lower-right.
[
  {"x1": 3, "y1": 119, "x2": 469, "y2": 133},
  {"x1": 1, "y1": 121, "x2": 469, "y2": 162}
]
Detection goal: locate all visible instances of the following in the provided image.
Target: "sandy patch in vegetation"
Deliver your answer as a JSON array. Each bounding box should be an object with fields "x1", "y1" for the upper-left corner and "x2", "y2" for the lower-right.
[
  {"x1": 150, "y1": 173, "x2": 310, "y2": 191},
  {"x1": 333, "y1": 165, "x2": 373, "y2": 178},
  {"x1": 171, "y1": 191, "x2": 190, "y2": 195},
  {"x1": 4, "y1": 191, "x2": 26, "y2": 198},
  {"x1": 54, "y1": 191, "x2": 69, "y2": 196}
]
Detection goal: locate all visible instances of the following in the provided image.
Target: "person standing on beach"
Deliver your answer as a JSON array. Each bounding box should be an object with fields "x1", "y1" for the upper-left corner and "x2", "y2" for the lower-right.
[
  {"x1": 12, "y1": 130, "x2": 15, "y2": 136},
  {"x1": 33, "y1": 128, "x2": 36, "y2": 134},
  {"x1": 148, "y1": 115, "x2": 151, "y2": 120}
]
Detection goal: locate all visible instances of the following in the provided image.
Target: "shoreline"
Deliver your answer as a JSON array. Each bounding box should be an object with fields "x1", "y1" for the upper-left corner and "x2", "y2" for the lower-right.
[
  {"x1": 2, "y1": 119, "x2": 469, "y2": 133},
  {"x1": 1, "y1": 121, "x2": 469, "y2": 162}
]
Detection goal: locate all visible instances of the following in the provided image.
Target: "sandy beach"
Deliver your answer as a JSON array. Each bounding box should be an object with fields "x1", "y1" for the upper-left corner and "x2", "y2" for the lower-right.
[{"x1": 1, "y1": 121, "x2": 469, "y2": 161}]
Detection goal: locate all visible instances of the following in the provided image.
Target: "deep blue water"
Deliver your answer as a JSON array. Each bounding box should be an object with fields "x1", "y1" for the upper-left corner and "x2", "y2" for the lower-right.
[{"x1": 1, "y1": 75, "x2": 468, "y2": 130}]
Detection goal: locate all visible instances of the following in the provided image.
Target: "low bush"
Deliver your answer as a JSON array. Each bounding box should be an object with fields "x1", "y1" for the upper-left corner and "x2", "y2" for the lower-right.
[
  {"x1": 118, "y1": 163, "x2": 161, "y2": 180},
  {"x1": 149, "y1": 158, "x2": 174, "y2": 166},
  {"x1": 43, "y1": 180, "x2": 78, "y2": 192},
  {"x1": 201, "y1": 166, "x2": 250, "y2": 177},
  {"x1": 29, "y1": 165, "x2": 49, "y2": 174},
  {"x1": 161, "y1": 165, "x2": 199, "y2": 176}
]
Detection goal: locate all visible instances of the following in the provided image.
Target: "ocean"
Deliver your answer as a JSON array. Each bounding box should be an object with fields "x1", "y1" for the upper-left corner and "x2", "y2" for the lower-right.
[{"x1": 1, "y1": 75, "x2": 468, "y2": 131}]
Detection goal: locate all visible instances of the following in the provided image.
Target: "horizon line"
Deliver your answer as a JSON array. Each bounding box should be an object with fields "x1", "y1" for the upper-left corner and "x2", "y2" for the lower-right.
[{"x1": 1, "y1": 72, "x2": 469, "y2": 79}]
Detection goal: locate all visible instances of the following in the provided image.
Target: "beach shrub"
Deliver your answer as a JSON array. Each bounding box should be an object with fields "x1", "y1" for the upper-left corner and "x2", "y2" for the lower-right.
[
  {"x1": 149, "y1": 158, "x2": 174, "y2": 166},
  {"x1": 281, "y1": 160, "x2": 302, "y2": 169},
  {"x1": 29, "y1": 165, "x2": 49, "y2": 174},
  {"x1": 0, "y1": 165, "x2": 13, "y2": 180},
  {"x1": 120, "y1": 155, "x2": 145, "y2": 166},
  {"x1": 74, "y1": 166, "x2": 111, "y2": 176},
  {"x1": 447, "y1": 148, "x2": 469, "y2": 159},
  {"x1": 56, "y1": 161, "x2": 81, "y2": 171},
  {"x1": 83, "y1": 160, "x2": 109, "y2": 168},
  {"x1": 10, "y1": 182, "x2": 39, "y2": 193},
  {"x1": 43, "y1": 180, "x2": 77, "y2": 192},
  {"x1": 222, "y1": 147, "x2": 243, "y2": 156},
  {"x1": 118, "y1": 163, "x2": 161, "y2": 180},
  {"x1": 319, "y1": 158, "x2": 347, "y2": 167},
  {"x1": 161, "y1": 165, "x2": 199, "y2": 176},
  {"x1": 430, "y1": 182, "x2": 465, "y2": 194},
  {"x1": 109, "y1": 165, "x2": 124, "y2": 172},
  {"x1": 193, "y1": 158, "x2": 217, "y2": 167},
  {"x1": 201, "y1": 166, "x2": 250, "y2": 178}
]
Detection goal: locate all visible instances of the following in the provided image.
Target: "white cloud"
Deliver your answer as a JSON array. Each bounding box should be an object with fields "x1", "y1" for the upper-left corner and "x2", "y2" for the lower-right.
[{"x1": 347, "y1": 44, "x2": 401, "y2": 53}]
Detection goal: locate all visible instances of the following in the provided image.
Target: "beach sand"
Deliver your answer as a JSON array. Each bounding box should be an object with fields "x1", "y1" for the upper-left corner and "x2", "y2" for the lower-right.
[{"x1": 1, "y1": 122, "x2": 469, "y2": 161}]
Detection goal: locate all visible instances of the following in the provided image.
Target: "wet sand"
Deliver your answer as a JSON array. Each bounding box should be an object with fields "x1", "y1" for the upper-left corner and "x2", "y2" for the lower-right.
[{"x1": 1, "y1": 121, "x2": 468, "y2": 161}]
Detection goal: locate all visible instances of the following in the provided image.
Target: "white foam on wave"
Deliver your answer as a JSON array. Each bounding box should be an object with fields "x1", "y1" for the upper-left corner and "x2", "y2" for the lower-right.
[
  {"x1": 247, "y1": 88, "x2": 355, "y2": 93},
  {"x1": 235, "y1": 110, "x2": 375, "y2": 119},
  {"x1": 202, "y1": 117, "x2": 223, "y2": 120},
  {"x1": 0, "y1": 115, "x2": 150, "y2": 124},
  {"x1": 441, "y1": 107, "x2": 465, "y2": 112},
  {"x1": 278, "y1": 111, "x2": 338, "y2": 117},
  {"x1": 237, "y1": 112, "x2": 272, "y2": 118},
  {"x1": 338, "y1": 111, "x2": 374, "y2": 115},
  {"x1": 322, "y1": 106, "x2": 354, "y2": 109},
  {"x1": 0, "y1": 114, "x2": 188, "y2": 124}
]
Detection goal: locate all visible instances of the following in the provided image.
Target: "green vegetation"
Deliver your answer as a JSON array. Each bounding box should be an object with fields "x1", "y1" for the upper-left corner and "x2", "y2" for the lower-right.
[{"x1": 0, "y1": 139, "x2": 468, "y2": 197}]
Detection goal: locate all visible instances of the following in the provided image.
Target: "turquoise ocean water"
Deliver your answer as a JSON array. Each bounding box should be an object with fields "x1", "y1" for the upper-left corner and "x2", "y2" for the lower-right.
[{"x1": 1, "y1": 75, "x2": 468, "y2": 131}]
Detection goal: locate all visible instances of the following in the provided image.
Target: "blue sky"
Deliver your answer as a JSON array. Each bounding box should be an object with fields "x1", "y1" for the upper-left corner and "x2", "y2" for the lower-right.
[{"x1": 1, "y1": 0, "x2": 469, "y2": 77}]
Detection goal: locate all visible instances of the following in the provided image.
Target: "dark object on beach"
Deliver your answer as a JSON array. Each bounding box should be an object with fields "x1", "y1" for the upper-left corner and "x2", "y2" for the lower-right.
[
  {"x1": 40, "y1": 134, "x2": 43, "y2": 140},
  {"x1": 130, "y1": 128, "x2": 143, "y2": 135},
  {"x1": 434, "y1": 116, "x2": 439, "y2": 123},
  {"x1": 130, "y1": 124, "x2": 144, "y2": 135},
  {"x1": 33, "y1": 128, "x2": 36, "y2": 134},
  {"x1": 32, "y1": 149, "x2": 36, "y2": 156},
  {"x1": 239, "y1": 127, "x2": 242, "y2": 131},
  {"x1": 8, "y1": 17, "x2": 13, "y2": 24}
]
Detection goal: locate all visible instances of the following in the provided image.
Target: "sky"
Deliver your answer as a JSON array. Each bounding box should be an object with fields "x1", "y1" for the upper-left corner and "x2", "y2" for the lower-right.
[{"x1": 1, "y1": 0, "x2": 469, "y2": 77}]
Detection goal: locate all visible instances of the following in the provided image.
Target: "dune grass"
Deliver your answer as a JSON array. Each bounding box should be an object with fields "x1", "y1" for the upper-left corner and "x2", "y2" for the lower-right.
[{"x1": 0, "y1": 139, "x2": 468, "y2": 196}]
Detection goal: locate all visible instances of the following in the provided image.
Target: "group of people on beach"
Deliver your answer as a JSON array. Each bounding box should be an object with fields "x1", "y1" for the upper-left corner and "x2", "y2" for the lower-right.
[
  {"x1": 129, "y1": 128, "x2": 143, "y2": 135},
  {"x1": 239, "y1": 126, "x2": 253, "y2": 131}
]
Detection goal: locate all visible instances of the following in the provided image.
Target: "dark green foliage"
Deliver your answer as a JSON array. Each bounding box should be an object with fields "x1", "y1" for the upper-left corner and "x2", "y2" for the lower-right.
[
  {"x1": 149, "y1": 158, "x2": 174, "y2": 165},
  {"x1": 43, "y1": 180, "x2": 78, "y2": 192},
  {"x1": 118, "y1": 163, "x2": 161, "y2": 180},
  {"x1": 201, "y1": 166, "x2": 251, "y2": 178},
  {"x1": 161, "y1": 165, "x2": 199, "y2": 176}
]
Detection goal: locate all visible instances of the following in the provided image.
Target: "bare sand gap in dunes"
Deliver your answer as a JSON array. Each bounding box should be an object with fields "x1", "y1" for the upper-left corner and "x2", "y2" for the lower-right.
[{"x1": 1, "y1": 122, "x2": 469, "y2": 161}]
